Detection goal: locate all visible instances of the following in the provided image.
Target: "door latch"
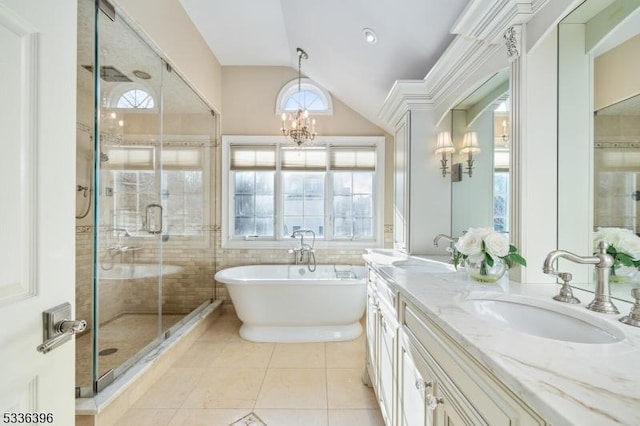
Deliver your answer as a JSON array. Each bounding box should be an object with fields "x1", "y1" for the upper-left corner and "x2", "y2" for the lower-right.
[{"x1": 36, "y1": 302, "x2": 86, "y2": 354}]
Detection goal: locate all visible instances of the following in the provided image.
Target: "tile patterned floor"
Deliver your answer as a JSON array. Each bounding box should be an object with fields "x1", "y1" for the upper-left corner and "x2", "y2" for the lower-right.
[{"x1": 114, "y1": 308, "x2": 384, "y2": 425}]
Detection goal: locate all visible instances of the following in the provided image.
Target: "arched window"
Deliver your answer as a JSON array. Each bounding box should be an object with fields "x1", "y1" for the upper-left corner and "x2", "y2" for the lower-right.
[
  {"x1": 116, "y1": 89, "x2": 155, "y2": 109},
  {"x1": 104, "y1": 83, "x2": 157, "y2": 110},
  {"x1": 276, "y1": 78, "x2": 333, "y2": 115}
]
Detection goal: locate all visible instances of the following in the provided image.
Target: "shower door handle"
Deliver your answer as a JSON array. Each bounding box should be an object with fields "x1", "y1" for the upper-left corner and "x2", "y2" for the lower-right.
[{"x1": 145, "y1": 203, "x2": 163, "y2": 234}]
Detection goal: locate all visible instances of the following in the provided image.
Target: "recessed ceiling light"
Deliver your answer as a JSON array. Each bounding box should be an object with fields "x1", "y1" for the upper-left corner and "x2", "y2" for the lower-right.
[
  {"x1": 362, "y1": 28, "x2": 378, "y2": 45},
  {"x1": 133, "y1": 70, "x2": 151, "y2": 80}
]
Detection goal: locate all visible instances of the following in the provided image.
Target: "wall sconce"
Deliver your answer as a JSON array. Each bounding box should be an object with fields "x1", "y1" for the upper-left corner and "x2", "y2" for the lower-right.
[
  {"x1": 434, "y1": 131, "x2": 455, "y2": 177},
  {"x1": 460, "y1": 131, "x2": 481, "y2": 177},
  {"x1": 501, "y1": 119, "x2": 509, "y2": 145}
]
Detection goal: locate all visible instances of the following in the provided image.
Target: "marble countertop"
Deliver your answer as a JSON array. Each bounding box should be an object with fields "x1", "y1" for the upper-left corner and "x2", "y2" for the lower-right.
[{"x1": 363, "y1": 249, "x2": 640, "y2": 426}]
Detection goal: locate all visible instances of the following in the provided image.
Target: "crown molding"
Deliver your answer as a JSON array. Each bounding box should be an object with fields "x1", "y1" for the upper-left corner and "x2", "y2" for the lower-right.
[
  {"x1": 378, "y1": 0, "x2": 551, "y2": 130},
  {"x1": 377, "y1": 80, "x2": 434, "y2": 128}
]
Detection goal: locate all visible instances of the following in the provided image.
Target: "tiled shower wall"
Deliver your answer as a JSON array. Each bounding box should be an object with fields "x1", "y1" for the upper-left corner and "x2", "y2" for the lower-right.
[
  {"x1": 75, "y1": 226, "x2": 217, "y2": 330},
  {"x1": 77, "y1": 225, "x2": 393, "y2": 330}
]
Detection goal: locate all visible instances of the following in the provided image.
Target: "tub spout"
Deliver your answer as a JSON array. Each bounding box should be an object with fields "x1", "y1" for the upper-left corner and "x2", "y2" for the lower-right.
[{"x1": 291, "y1": 230, "x2": 317, "y2": 272}]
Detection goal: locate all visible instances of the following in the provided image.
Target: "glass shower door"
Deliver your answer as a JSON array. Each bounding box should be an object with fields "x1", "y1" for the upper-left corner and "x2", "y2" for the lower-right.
[{"x1": 93, "y1": 2, "x2": 164, "y2": 391}]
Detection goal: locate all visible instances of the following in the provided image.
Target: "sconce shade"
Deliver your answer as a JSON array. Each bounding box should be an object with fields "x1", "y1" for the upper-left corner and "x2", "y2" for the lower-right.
[
  {"x1": 460, "y1": 131, "x2": 481, "y2": 154},
  {"x1": 435, "y1": 131, "x2": 455, "y2": 155}
]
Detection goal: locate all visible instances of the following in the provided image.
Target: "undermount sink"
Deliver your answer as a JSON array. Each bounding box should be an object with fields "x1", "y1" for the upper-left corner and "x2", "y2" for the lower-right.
[
  {"x1": 391, "y1": 259, "x2": 456, "y2": 273},
  {"x1": 460, "y1": 297, "x2": 625, "y2": 344}
]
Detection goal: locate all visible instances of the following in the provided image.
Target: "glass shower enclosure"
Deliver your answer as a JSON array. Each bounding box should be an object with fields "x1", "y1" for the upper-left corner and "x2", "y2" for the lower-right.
[{"x1": 76, "y1": 0, "x2": 216, "y2": 396}]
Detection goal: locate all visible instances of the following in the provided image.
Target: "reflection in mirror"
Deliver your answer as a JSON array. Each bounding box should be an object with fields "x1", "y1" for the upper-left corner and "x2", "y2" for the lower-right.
[
  {"x1": 594, "y1": 94, "x2": 640, "y2": 232},
  {"x1": 557, "y1": 0, "x2": 640, "y2": 302},
  {"x1": 450, "y1": 70, "x2": 510, "y2": 237}
]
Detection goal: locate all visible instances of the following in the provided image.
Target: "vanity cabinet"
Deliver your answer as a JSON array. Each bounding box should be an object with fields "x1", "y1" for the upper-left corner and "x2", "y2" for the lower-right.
[
  {"x1": 365, "y1": 264, "x2": 547, "y2": 426},
  {"x1": 366, "y1": 268, "x2": 399, "y2": 425}
]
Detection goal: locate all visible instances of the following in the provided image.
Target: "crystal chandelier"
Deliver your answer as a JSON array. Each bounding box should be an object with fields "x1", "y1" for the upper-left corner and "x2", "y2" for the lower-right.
[{"x1": 281, "y1": 48, "x2": 317, "y2": 147}]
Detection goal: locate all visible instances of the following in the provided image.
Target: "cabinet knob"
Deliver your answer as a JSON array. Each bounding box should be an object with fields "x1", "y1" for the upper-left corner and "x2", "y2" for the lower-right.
[
  {"x1": 415, "y1": 380, "x2": 433, "y2": 391},
  {"x1": 427, "y1": 394, "x2": 444, "y2": 411}
]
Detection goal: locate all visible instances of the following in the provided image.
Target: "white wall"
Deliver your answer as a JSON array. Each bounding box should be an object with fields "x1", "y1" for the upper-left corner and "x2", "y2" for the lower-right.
[{"x1": 451, "y1": 110, "x2": 494, "y2": 236}]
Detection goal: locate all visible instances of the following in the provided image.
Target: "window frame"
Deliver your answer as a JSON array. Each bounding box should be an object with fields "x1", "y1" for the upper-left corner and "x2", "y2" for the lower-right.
[
  {"x1": 221, "y1": 135, "x2": 385, "y2": 249},
  {"x1": 104, "y1": 135, "x2": 212, "y2": 245},
  {"x1": 104, "y1": 82, "x2": 159, "y2": 112},
  {"x1": 275, "y1": 78, "x2": 333, "y2": 115}
]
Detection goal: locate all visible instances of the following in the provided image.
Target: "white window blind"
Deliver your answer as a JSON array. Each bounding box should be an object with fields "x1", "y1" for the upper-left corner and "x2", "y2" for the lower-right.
[
  {"x1": 162, "y1": 148, "x2": 202, "y2": 170},
  {"x1": 329, "y1": 146, "x2": 376, "y2": 171},
  {"x1": 280, "y1": 147, "x2": 326, "y2": 170},
  {"x1": 230, "y1": 145, "x2": 276, "y2": 170},
  {"x1": 105, "y1": 146, "x2": 155, "y2": 170}
]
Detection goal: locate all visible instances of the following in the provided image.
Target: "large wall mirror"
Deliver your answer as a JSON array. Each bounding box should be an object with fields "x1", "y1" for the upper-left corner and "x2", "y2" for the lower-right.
[
  {"x1": 558, "y1": 0, "x2": 640, "y2": 302},
  {"x1": 450, "y1": 70, "x2": 510, "y2": 237}
]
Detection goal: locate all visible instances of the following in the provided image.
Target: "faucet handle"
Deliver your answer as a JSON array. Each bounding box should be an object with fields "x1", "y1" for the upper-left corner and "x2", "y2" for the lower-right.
[
  {"x1": 558, "y1": 272, "x2": 572, "y2": 283},
  {"x1": 552, "y1": 272, "x2": 580, "y2": 304},
  {"x1": 619, "y1": 288, "x2": 640, "y2": 327}
]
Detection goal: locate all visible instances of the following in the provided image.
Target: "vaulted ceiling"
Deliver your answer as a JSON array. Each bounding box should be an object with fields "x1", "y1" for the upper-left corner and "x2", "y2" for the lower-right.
[{"x1": 179, "y1": 0, "x2": 470, "y2": 130}]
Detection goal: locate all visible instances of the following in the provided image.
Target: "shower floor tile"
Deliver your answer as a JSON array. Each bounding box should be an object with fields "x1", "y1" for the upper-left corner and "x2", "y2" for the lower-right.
[{"x1": 76, "y1": 313, "x2": 184, "y2": 390}]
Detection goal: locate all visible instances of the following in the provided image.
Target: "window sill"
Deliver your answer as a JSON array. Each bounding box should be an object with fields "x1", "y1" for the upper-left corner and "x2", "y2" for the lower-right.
[{"x1": 221, "y1": 238, "x2": 381, "y2": 251}]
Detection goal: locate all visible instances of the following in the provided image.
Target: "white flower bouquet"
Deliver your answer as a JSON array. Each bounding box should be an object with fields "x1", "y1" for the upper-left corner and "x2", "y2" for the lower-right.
[
  {"x1": 453, "y1": 227, "x2": 526, "y2": 279},
  {"x1": 593, "y1": 227, "x2": 640, "y2": 282}
]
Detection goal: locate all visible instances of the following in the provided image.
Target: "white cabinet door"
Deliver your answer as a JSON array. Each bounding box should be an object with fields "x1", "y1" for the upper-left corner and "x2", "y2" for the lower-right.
[
  {"x1": 378, "y1": 302, "x2": 398, "y2": 426},
  {"x1": 365, "y1": 284, "x2": 379, "y2": 388},
  {"x1": 0, "y1": 1, "x2": 77, "y2": 424},
  {"x1": 398, "y1": 337, "x2": 435, "y2": 426}
]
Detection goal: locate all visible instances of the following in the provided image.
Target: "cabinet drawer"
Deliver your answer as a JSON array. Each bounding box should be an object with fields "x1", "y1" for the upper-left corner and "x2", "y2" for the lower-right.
[
  {"x1": 401, "y1": 298, "x2": 546, "y2": 426},
  {"x1": 369, "y1": 269, "x2": 396, "y2": 308}
]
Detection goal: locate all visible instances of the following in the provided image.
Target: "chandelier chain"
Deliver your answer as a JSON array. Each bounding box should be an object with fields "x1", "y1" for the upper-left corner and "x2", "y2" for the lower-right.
[{"x1": 280, "y1": 47, "x2": 316, "y2": 147}]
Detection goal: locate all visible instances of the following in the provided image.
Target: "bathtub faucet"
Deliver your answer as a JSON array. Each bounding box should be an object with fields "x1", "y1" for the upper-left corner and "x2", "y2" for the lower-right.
[{"x1": 290, "y1": 229, "x2": 317, "y2": 272}]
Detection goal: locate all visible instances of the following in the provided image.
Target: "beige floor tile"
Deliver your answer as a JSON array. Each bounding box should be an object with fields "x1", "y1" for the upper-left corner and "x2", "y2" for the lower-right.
[
  {"x1": 269, "y1": 343, "x2": 325, "y2": 369},
  {"x1": 327, "y1": 369, "x2": 378, "y2": 409},
  {"x1": 182, "y1": 367, "x2": 266, "y2": 409},
  {"x1": 133, "y1": 368, "x2": 205, "y2": 409},
  {"x1": 115, "y1": 408, "x2": 177, "y2": 426},
  {"x1": 328, "y1": 409, "x2": 385, "y2": 426},
  {"x1": 210, "y1": 341, "x2": 275, "y2": 368},
  {"x1": 255, "y1": 369, "x2": 327, "y2": 409},
  {"x1": 197, "y1": 315, "x2": 243, "y2": 344},
  {"x1": 171, "y1": 341, "x2": 227, "y2": 368},
  {"x1": 326, "y1": 338, "x2": 366, "y2": 369},
  {"x1": 168, "y1": 408, "x2": 251, "y2": 425},
  {"x1": 254, "y1": 408, "x2": 328, "y2": 426}
]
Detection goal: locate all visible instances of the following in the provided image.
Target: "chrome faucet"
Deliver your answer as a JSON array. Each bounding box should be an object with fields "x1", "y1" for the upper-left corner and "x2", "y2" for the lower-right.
[
  {"x1": 433, "y1": 234, "x2": 458, "y2": 263},
  {"x1": 543, "y1": 241, "x2": 618, "y2": 314},
  {"x1": 290, "y1": 229, "x2": 316, "y2": 271},
  {"x1": 112, "y1": 227, "x2": 131, "y2": 238}
]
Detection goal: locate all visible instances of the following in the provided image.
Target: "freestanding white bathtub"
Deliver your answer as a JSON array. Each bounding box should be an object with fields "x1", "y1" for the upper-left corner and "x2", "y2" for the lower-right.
[{"x1": 214, "y1": 264, "x2": 367, "y2": 342}]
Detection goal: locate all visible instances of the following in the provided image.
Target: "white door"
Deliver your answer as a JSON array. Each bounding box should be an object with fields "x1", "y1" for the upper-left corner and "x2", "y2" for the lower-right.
[{"x1": 0, "y1": 0, "x2": 77, "y2": 424}]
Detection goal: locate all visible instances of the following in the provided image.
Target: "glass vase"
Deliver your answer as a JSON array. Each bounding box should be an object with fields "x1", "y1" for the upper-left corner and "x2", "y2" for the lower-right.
[
  {"x1": 609, "y1": 264, "x2": 638, "y2": 283},
  {"x1": 467, "y1": 258, "x2": 506, "y2": 283}
]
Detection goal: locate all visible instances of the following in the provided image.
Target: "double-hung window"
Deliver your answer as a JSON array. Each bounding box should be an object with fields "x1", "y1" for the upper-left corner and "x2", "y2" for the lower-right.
[
  {"x1": 223, "y1": 136, "x2": 384, "y2": 248},
  {"x1": 106, "y1": 142, "x2": 208, "y2": 238}
]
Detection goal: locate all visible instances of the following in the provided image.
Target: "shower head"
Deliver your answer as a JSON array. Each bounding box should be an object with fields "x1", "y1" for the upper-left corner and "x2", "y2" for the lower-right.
[{"x1": 100, "y1": 151, "x2": 109, "y2": 162}]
